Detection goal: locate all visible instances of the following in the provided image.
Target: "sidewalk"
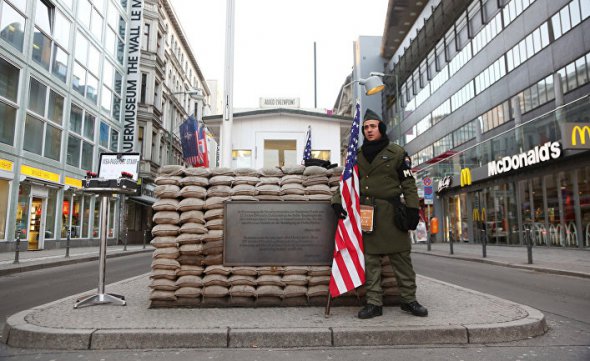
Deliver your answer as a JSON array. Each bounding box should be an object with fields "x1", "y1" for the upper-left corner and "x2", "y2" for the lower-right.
[
  {"x1": 0, "y1": 245, "x2": 154, "y2": 276},
  {"x1": 2, "y1": 273, "x2": 547, "y2": 350},
  {"x1": 412, "y1": 242, "x2": 590, "y2": 279}
]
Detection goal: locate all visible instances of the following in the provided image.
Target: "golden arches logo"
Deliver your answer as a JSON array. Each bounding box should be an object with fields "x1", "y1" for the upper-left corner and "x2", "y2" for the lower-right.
[
  {"x1": 460, "y1": 168, "x2": 472, "y2": 187},
  {"x1": 473, "y1": 208, "x2": 486, "y2": 221},
  {"x1": 571, "y1": 125, "x2": 590, "y2": 145}
]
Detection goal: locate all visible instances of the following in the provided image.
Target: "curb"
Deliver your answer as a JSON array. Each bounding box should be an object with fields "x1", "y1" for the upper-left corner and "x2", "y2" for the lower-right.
[
  {"x1": 0, "y1": 248, "x2": 153, "y2": 276},
  {"x1": 3, "y1": 304, "x2": 547, "y2": 350},
  {"x1": 412, "y1": 250, "x2": 590, "y2": 279}
]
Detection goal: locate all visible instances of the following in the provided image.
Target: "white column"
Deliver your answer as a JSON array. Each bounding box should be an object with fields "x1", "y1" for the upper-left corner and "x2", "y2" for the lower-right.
[{"x1": 221, "y1": 0, "x2": 235, "y2": 167}]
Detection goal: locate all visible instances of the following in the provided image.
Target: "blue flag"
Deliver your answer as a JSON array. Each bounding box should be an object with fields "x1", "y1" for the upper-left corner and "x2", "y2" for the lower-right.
[{"x1": 179, "y1": 116, "x2": 199, "y2": 166}]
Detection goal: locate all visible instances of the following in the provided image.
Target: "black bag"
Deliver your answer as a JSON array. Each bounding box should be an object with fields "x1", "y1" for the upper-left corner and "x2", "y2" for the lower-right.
[
  {"x1": 304, "y1": 158, "x2": 338, "y2": 169},
  {"x1": 391, "y1": 197, "x2": 419, "y2": 232}
]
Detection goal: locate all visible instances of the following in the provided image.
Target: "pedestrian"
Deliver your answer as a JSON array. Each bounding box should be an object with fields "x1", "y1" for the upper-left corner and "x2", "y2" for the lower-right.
[{"x1": 331, "y1": 108, "x2": 428, "y2": 319}]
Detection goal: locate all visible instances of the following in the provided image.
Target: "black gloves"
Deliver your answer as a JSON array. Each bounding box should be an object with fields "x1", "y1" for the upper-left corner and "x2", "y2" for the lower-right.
[
  {"x1": 331, "y1": 203, "x2": 348, "y2": 219},
  {"x1": 406, "y1": 207, "x2": 420, "y2": 231}
]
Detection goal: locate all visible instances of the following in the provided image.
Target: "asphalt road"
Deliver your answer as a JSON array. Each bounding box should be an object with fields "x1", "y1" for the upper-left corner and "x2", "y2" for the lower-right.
[
  {"x1": 411, "y1": 253, "x2": 590, "y2": 324},
  {"x1": 0, "y1": 252, "x2": 153, "y2": 333}
]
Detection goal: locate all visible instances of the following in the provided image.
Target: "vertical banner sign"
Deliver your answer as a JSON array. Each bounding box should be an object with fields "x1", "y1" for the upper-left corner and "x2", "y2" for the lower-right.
[{"x1": 123, "y1": 0, "x2": 143, "y2": 153}]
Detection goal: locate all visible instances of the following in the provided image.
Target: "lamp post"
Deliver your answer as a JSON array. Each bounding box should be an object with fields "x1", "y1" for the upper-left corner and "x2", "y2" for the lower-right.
[
  {"x1": 370, "y1": 71, "x2": 401, "y2": 142},
  {"x1": 339, "y1": 74, "x2": 385, "y2": 157},
  {"x1": 167, "y1": 89, "x2": 204, "y2": 165}
]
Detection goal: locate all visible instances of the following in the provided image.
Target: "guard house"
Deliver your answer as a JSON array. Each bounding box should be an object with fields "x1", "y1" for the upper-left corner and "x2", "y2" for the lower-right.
[{"x1": 203, "y1": 98, "x2": 353, "y2": 168}]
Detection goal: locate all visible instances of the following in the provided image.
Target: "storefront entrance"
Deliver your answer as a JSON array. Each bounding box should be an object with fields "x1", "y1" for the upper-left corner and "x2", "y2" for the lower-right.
[
  {"x1": 27, "y1": 197, "x2": 46, "y2": 250},
  {"x1": 16, "y1": 184, "x2": 49, "y2": 250}
]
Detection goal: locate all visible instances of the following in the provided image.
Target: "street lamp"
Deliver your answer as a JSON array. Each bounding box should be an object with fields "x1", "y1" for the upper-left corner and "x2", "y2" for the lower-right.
[
  {"x1": 168, "y1": 88, "x2": 204, "y2": 164},
  {"x1": 370, "y1": 71, "x2": 401, "y2": 142}
]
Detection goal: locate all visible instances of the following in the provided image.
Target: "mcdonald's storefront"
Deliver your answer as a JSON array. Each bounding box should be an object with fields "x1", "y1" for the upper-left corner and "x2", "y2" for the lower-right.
[{"x1": 434, "y1": 123, "x2": 590, "y2": 249}]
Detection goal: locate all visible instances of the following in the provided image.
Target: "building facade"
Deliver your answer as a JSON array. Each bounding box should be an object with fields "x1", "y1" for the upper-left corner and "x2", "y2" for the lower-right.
[
  {"x1": 0, "y1": 0, "x2": 210, "y2": 250},
  {"x1": 0, "y1": 0, "x2": 134, "y2": 251},
  {"x1": 128, "y1": 0, "x2": 210, "y2": 244},
  {"x1": 376, "y1": 0, "x2": 590, "y2": 248}
]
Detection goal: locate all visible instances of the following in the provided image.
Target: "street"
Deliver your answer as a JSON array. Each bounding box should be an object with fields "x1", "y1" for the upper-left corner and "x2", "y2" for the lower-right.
[{"x1": 0, "y1": 253, "x2": 589, "y2": 360}]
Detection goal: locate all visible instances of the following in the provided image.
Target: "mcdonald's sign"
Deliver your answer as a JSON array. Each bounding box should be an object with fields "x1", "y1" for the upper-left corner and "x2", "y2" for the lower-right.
[
  {"x1": 562, "y1": 123, "x2": 590, "y2": 149},
  {"x1": 460, "y1": 168, "x2": 472, "y2": 187}
]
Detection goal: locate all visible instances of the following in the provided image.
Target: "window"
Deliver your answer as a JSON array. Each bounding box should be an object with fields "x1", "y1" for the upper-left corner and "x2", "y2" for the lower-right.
[
  {"x1": 0, "y1": 1, "x2": 26, "y2": 51},
  {"x1": 73, "y1": 32, "x2": 99, "y2": 103},
  {"x1": 25, "y1": 77, "x2": 64, "y2": 160},
  {"x1": 468, "y1": 1, "x2": 484, "y2": 37},
  {"x1": 232, "y1": 150, "x2": 252, "y2": 168},
  {"x1": 78, "y1": 0, "x2": 104, "y2": 41},
  {"x1": 99, "y1": 121, "x2": 109, "y2": 148},
  {"x1": 0, "y1": 57, "x2": 19, "y2": 145},
  {"x1": 31, "y1": 2, "x2": 71, "y2": 83},
  {"x1": 142, "y1": 22, "x2": 150, "y2": 51},
  {"x1": 140, "y1": 72, "x2": 147, "y2": 103},
  {"x1": 311, "y1": 150, "x2": 330, "y2": 161}
]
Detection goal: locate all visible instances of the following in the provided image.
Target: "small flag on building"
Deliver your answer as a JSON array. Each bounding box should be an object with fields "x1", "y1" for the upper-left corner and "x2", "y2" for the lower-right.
[
  {"x1": 302, "y1": 125, "x2": 312, "y2": 164},
  {"x1": 328, "y1": 102, "x2": 365, "y2": 297},
  {"x1": 179, "y1": 116, "x2": 199, "y2": 166},
  {"x1": 195, "y1": 122, "x2": 209, "y2": 168}
]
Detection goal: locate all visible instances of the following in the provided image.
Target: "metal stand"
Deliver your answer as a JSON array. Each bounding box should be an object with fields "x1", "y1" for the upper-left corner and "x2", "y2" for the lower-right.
[{"x1": 75, "y1": 194, "x2": 126, "y2": 308}]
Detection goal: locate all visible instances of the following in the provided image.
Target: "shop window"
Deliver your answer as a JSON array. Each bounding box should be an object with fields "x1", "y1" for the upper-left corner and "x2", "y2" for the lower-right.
[
  {"x1": 82, "y1": 195, "x2": 91, "y2": 238},
  {"x1": 16, "y1": 183, "x2": 31, "y2": 236},
  {"x1": 108, "y1": 198, "x2": 116, "y2": 238},
  {"x1": 578, "y1": 166, "x2": 590, "y2": 247},
  {"x1": 44, "y1": 188, "x2": 57, "y2": 239},
  {"x1": 93, "y1": 198, "x2": 100, "y2": 238},
  {"x1": 0, "y1": 179, "x2": 8, "y2": 240}
]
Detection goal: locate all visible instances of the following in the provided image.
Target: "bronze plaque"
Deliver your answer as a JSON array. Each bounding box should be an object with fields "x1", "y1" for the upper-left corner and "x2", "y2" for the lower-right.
[{"x1": 223, "y1": 201, "x2": 337, "y2": 266}]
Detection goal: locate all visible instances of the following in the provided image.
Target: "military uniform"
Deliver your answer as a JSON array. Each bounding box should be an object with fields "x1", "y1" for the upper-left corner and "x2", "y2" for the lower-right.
[{"x1": 332, "y1": 142, "x2": 420, "y2": 306}]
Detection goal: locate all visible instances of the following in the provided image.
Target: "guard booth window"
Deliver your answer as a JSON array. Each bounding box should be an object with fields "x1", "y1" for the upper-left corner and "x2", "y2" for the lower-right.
[{"x1": 264, "y1": 140, "x2": 296, "y2": 168}]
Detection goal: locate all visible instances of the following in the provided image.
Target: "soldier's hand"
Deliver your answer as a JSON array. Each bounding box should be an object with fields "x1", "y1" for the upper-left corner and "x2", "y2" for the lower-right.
[{"x1": 331, "y1": 203, "x2": 348, "y2": 219}]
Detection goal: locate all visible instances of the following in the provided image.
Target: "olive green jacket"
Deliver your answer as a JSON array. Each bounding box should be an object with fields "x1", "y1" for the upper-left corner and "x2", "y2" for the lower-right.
[{"x1": 332, "y1": 143, "x2": 419, "y2": 254}]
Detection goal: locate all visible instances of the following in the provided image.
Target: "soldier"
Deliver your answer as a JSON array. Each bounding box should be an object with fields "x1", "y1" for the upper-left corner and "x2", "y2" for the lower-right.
[{"x1": 332, "y1": 109, "x2": 428, "y2": 319}]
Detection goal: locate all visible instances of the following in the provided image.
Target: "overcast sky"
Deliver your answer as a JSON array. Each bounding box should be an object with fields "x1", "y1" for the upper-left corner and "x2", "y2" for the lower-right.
[{"x1": 169, "y1": 0, "x2": 389, "y2": 111}]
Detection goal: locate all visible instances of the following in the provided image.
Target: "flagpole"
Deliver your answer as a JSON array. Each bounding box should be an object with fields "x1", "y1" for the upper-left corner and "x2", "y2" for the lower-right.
[{"x1": 221, "y1": 0, "x2": 235, "y2": 167}]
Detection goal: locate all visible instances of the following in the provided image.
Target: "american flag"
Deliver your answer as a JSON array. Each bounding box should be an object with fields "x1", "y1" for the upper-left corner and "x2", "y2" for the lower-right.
[
  {"x1": 302, "y1": 125, "x2": 312, "y2": 163},
  {"x1": 329, "y1": 102, "x2": 365, "y2": 297},
  {"x1": 179, "y1": 116, "x2": 199, "y2": 166},
  {"x1": 195, "y1": 122, "x2": 209, "y2": 168}
]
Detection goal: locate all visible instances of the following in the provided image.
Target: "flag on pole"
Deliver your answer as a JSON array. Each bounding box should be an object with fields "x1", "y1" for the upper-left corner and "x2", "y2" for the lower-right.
[
  {"x1": 195, "y1": 122, "x2": 209, "y2": 168},
  {"x1": 179, "y1": 115, "x2": 199, "y2": 166},
  {"x1": 302, "y1": 125, "x2": 312, "y2": 164},
  {"x1": 328, "y1": 102, "x2": 365, "y2": 297}
]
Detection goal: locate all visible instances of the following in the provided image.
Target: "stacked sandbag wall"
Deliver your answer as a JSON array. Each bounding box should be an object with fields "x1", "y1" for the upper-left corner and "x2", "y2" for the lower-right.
[{"x1": 149, "y1": 165, "x2": 400, "y2": 308}]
